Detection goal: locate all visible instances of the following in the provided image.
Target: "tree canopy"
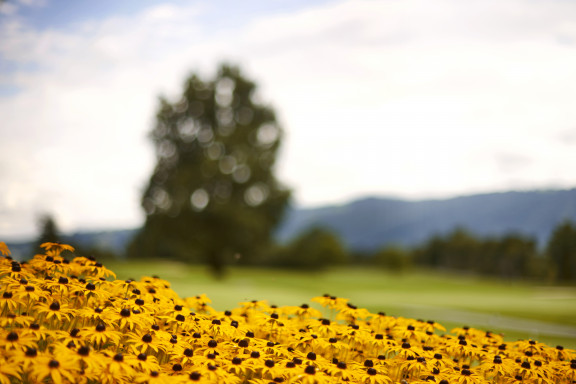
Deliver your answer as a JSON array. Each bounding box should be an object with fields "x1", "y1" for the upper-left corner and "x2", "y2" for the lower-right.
[{"x1": 129, "y1": 64, "x2": 290, "y2": 276}]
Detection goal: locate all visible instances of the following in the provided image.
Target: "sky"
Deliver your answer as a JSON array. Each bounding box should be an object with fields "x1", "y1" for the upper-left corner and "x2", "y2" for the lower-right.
[{"x1": 1, "y1": 0, "x2": 576, "y2": 240}]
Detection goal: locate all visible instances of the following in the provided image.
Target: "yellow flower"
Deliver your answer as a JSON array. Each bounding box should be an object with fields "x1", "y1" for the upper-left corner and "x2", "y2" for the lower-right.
[
  {"x1": 311, "y1": 294, "x2": 349, "y2": 311},
  {"x1": 0, "y1": 291, "x2": 22, "y2": 313},
  {"x1": 135, "y1": 369, "x2": 176, "y2": 384},
  {"x1": 79, "y1": 323, "x2": 123, "y2": 348},
  {"x1": 356, "y1": 367, "x2": 393, "y2": 384},
  {"x1": 5, "y1": 345, "x2": 44, "y2": 371},
  {"x1": 455, "y1": 367, "x2": 485, "y2": 384},
  {"x1": 34, "y1": 300, "x2": 72, "y2": 323},
  {"x1": 1, "y1": 240, "x2": 575, "y2": 384},
  {"x1": 126, "y1": 331, "x2": 169, "y2": 355},
  {"x1": 40, "y1": 242, "x2": 75, "y2": 259},
  {"x1": 30, "y1": 356, "x2": 79, "y2": 384},
  {"x1": 0, "y1": 242, "x2": 11, "y2": 256},
  {"x1": 0, "y1": 356, "x2": 21, "y2": 384},
  {"x1": 1, "y1": 329, "x2": 38, "y2": 350}
]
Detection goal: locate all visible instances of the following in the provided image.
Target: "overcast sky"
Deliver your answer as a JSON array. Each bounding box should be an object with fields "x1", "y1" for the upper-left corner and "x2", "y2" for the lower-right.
[{"x1": 1, "y1": 0, "x2": 576, "y2": 240}]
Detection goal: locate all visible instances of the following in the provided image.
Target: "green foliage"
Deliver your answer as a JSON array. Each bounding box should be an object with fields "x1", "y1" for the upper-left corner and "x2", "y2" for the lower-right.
[
  {"x1": 414, "y1": 228, "x2": 539, "y2": 279},
  {"x1": 129, "y1": 64, "x2": 290, "y2": 277},
  {"x1": 272, "y1": 227, "x2": 348, "y2": 269},
  {"x1": 372, "y1": 244, "x2": 412, "y2": 272},
  {"x1": 546, "y1": 220, "x2": 576, "y2": 282}
]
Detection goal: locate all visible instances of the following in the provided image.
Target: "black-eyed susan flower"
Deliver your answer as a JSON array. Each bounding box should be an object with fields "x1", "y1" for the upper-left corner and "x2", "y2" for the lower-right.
[
  {"x1": 0, "y1": 291, "x2": 21, "y2": 313},
  {"x1": 0, "y1": 242, "x2": 10, "y2": 257},
  {"x1": 0, "y1": 356, "x2": 21, "y2": 383},
  {"x1": 30, "y1": 357, "x2": 78, "y2": 384},
  {"x1": 34, "y1": 300, "x2": 71, "y2": 325},
  {"x1": 356, "y1": 367, "x2": 393, "y2": 384},
  {"x1": 132, "y1": 352, "x2": 161, "y2": 373},
  {"x1": 0, "y1": 241, "x2": 575, "y2": 384},
  {"x1": 79, "y1": 323, "x2": 122, "y2": 349}
]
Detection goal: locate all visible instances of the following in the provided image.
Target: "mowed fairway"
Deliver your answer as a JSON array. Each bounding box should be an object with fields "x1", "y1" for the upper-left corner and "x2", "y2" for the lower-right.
[{"x1": 108, "y1": 261, "x2": 576, "y2": 348}]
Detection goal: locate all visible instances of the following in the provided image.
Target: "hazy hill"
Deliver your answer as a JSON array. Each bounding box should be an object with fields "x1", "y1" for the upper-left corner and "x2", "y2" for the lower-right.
[
  {"x1": 5, "y1": 189, "x2": 576, "y2": 259},
  {"x1": 276, "y1": 189, "x2": 576, "y2": 250}
]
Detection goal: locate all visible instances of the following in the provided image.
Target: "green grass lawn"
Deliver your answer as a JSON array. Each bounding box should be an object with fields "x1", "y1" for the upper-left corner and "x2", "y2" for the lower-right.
[{"x1": 107, "y1": 260, "x2": 576, "y2": 348}]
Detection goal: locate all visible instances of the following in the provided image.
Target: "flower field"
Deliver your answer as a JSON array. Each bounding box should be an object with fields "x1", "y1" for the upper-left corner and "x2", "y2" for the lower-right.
[{"x1": 1, "y1": 242, "x2": 575, "y2": 383}]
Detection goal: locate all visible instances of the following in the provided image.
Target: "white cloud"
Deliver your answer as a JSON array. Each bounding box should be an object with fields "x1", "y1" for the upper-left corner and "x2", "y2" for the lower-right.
[{"x1": 1, "y1": 0, "x2": 576, "y2": 239}]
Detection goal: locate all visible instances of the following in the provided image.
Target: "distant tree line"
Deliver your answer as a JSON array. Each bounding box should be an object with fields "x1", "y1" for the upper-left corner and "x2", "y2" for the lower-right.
[
  {"x1": 30, "y1": 213, "x2": 576, "y2": 283},
  {"x1": 269, "y1": 220, "x2": 576, "y2": 283}
]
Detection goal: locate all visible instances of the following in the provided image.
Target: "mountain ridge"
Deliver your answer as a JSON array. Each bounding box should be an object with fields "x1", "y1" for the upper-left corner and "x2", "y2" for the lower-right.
[{"x1": 276, "y1": 188, "x2": 576, "y2": 250}]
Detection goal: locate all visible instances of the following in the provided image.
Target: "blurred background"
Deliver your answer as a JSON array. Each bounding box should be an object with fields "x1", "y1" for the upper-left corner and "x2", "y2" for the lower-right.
[{"x1": 1, "y1": 0, "x2": 576, "y2": 346}]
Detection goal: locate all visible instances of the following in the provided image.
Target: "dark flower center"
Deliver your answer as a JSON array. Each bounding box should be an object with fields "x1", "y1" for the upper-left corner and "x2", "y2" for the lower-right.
[
  {"x1": 49, "y1": 360, "x2": 60, "y2": 368},
  {"x1": 304, "y1": 366, "x2": 315, "y2": 375},
  {"x1": 78, "y1": 346, "x2": 90, "y2": 356}
]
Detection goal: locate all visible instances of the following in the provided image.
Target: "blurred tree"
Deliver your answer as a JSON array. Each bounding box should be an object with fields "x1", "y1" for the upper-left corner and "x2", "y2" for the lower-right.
[
  {"x1": 546, "y1": 220, "x2": 576, "y2": 282},
  {"x1": 372, "y1": 244, "x2": 412, "y2": 273},
  {"x1": 33, "y1": 214, "x2": 60, "y2": 255},
  {"x1": 496, "y1": 234, "x2": 537, "y2": 279},
  {"x1": 273, "y1": 227, "x2": 348, "y2": 270},
  {"x1": 414, "y1": 228, "x2": 479, "y2": 271},
  {"x1": 129, "y1": 64, "x2": 290, "y2": 277}
]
